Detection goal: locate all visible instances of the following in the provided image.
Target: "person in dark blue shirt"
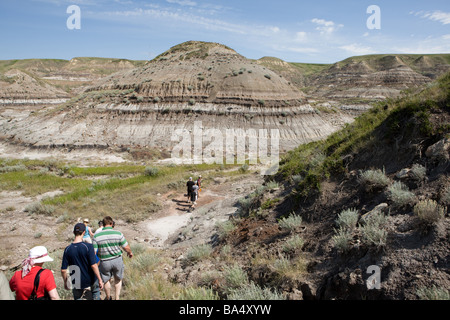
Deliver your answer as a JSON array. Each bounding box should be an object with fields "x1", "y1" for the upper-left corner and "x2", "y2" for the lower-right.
[{"x1": 61, "y1": 223, "x2": 104, "y2": 300}]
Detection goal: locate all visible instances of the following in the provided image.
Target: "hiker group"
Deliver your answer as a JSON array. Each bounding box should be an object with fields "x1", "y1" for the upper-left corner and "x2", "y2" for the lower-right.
[
  {"x1": 186, "y1": 175, "x2": 202, "y2": 209},
  {"x1": 4, "y1": 216, "x2": 133, "y2": 300}
]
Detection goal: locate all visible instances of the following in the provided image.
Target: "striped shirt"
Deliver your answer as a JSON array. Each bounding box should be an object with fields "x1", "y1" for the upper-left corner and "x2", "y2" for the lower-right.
[{"x1": 93, "y1": 227, "x2": 128, "y2": 261}]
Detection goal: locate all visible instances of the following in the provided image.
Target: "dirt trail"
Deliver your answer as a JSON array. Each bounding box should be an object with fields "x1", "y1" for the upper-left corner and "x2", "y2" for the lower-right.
[{"x1": 126, "y1": 173, "x2": 264, "y2": 249}]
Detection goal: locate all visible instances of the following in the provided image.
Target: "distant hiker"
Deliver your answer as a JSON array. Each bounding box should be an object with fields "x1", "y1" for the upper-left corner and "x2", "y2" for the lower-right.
[
  {"x1": 61, "y1": 223, "x2": 104, "y2": 300},
  {"x1": 94, "y1": 220, "x2": 104, "y2": 235},
  {"x1": 186, "y1": 177, "x2": 195, "y2": 203},
  {"x1": 82, "y1": 218, "x2": 94, "y2": 244},
  {"x1": 9, "y1": 246, "x2": 59, "y2": 300},
  {"x1": 196, "y1": 175, "x2": 202, "y2": 198},
  {"x1": 93, "y1": 216, "x2": 133, "y2": 300},
  {"x1": 191, "y1": 184, "x2": 199, "y2": 208}
]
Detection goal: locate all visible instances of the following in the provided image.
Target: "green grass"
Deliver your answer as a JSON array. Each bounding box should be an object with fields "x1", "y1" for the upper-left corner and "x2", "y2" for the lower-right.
[
  {"x1": 0, "y1": 158, "x2": 247, "y2": 224},
  {"x1": 0, "y1": 170, "x2": 91, "y2": 197},
  {"x1": 289, "y1": 62, "x2": 330, "y2": 76},
  {"x1": 69, "y1": 165, "x2": 145, "y2": 176}
]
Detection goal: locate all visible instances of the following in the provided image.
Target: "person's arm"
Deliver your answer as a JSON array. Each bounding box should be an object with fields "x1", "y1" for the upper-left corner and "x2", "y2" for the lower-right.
[
  {"x1": 61, "y1": 269, "x2": 70, "y2": 290},
  {"x1": 43, "y1": 270, "x2": 59, "y2": 300},
  {"x1": 90, "y1": 264, "x2": 104, "y2": 290},
  {"x1": 123, "y1": 244, "x2": 133, "y2": 258},
  {"x1": 48, "y1": 288, "x2": 60, "y2": 300}
]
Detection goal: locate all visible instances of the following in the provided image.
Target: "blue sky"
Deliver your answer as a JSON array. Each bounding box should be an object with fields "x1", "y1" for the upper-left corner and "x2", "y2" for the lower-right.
[{"x1": 0, "y1": 0, "x2": 449, "y2": 63}]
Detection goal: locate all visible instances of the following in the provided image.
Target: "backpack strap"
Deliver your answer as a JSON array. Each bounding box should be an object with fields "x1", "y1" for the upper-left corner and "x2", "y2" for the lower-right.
[{"x1": 29, "y1": 269, "x2": 45, "y2": 300}]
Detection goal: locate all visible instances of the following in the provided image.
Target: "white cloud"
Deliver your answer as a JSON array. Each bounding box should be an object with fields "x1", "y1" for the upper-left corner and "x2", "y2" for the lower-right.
[
  {"x1": 166, "y1": 0, "x2": 197, "y2": 6},
  {"x1": 340, "y1": 43, "x2": 376, "y2": 56},
  {"x1": 270, "y1": 26, "x2": 281, "y2": 33},
  {"x1": 392, "y1": 35, "x2": 450, "y2": 54},
  {"x1": 413, "y1": 10, "x2": 450, "y2": 25},
  {"x1": 101, "y1": 8, "x2": 271, "y2": 35},
  {"x1": 295, "y1": 31, "x2": 308, "y2": 42},
  {"x1": 311, "y1": 18, "x2": 343, "y2": 35},
  {"x1": 286, "y1": 47, "x2": 319, "y2": 54},
  {"x1": 423, "y1": 11, "x2": 450, "y2": 25}
]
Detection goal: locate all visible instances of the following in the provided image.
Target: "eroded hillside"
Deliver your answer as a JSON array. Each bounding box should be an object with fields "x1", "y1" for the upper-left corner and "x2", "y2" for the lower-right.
[{"x1": 0, "y1": 41, "x2": 352, "y2": 156}]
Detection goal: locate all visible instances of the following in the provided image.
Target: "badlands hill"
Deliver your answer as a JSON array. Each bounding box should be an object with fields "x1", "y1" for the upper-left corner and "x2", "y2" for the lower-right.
[
  {"x1": 0, "y1": 42, "x2": 449, "y2": 159},
  {"x1": 0, "y1": 41, "x2": 350, "y2": 155},
  {"x1": 258, "y1": 54, "x2": 450, "y2": 101},
  {"x1": 90, "y1": 41, "x2": 304, "y2": 106}
]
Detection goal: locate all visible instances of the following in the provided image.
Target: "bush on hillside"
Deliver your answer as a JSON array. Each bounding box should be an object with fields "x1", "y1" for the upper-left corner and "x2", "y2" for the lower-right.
[{"x1": 414, "y1": 199, "x2": 446, "y2": 225}]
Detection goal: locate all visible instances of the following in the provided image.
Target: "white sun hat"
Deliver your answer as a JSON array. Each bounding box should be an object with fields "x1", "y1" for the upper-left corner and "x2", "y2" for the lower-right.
[
  {"x1": 22, "y1": 246, "x2": 54, "y2": 277},
  {"x1": 29, "y1": 246, "x2": 54, "y2": 263}
]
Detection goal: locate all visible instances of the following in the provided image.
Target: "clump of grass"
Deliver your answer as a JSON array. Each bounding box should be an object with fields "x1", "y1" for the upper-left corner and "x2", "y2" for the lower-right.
[
  {"x1": 216, "y1": 220, "x2": 236, "y2": 240},
  {"x1": 237, "y1": 197, "x2": 253, "y2": 215},
  {"x1": 128, "y1": 251, "x2": 161, "y2": 273},
  {"x1": 414, "y1": 199, "x2": 446, "y2": 225},
  {"x1": 333, "y1": 206, "x2": 388, "y2": 252},
  {"x1": 144, "y1": 167, "x2": 159, "y2": 177},
  {"x1": 0, "y1": 164, "x2": 27, "y2": 173},
  {"x1": 359, "y1": 168, "x2": 390, "y2": 191},
  {"x1": 227, "y1": 281, "x2": 285, "y2": 300},
  {"x1": 282, "y1": 235, "x2": 304, "y2": 252},
  {"x1": 223, "y1": 265, "x2": 248, "y2": 292},
  {"x1": 177, "y1": 287, "x2": 219, "y2": 300},
  {"x1": 360, "y1": 211, "x2": 388, "y2": 248},
  {"x1": 417, "y1": 285, "x2": 450, "y2": 300},
  {"x1": 186, "y1": 244, "x2": 213, "y2": 262},
  {"x1": 387, "y1": 181, "x2": 416, "y2": 207},
  {"x1": 123, "y1": 249, "x2": 183, "y2": 300},
  {"x1": 265, "y1": 180, "x2": 279, "y2": 190},
  {"x1": 24, "y1": 202, "x2": 56, "y2": 215},
  {"x1": 278, "y1": 214, "x2": 302, "y2": 231},
  {"x1": 271, "y1": 256, "x2": 307, "y2": 281},
  {"x1": 220, "y1": 245, "x2": 232, "y2": 259},
  {"x1": 335, "y1": 208, "x2": 359, "y2": 231},
  {"x1": 332, "y1": 228, "x2": 353, "y2": 253},
  {"x1": 410, "y1": 164, "x2": 427, "y2": 181}
]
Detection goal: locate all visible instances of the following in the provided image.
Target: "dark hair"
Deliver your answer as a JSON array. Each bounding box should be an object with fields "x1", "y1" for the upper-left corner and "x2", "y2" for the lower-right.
[{"x1": 102, "y1": 216, "x2": 114, "y2": 226}]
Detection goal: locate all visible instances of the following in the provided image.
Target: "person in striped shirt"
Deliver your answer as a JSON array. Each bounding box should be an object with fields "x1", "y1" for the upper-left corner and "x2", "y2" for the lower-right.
[{"x1": 93, "y1": 216, "x2": 133, "y2": 300}]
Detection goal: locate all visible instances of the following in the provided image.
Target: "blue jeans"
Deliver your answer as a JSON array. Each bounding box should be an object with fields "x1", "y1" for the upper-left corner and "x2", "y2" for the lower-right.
[{"x1": 72, "y1": 279, "x2": 101, "y2": 300}]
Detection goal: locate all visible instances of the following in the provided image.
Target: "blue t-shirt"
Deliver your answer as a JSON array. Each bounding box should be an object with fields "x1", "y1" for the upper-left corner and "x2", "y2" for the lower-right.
[
  {"x1": 61, "y1": 242, "x2": 97, "y2": 289},
  {"x1": 83, "y1": 227, "x2": 91, "y2": 239}
]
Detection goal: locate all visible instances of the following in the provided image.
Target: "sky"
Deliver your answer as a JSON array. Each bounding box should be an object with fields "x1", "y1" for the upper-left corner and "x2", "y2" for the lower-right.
[{"x1": 0, "y1": 0, "x2": 449, "y2": 63}]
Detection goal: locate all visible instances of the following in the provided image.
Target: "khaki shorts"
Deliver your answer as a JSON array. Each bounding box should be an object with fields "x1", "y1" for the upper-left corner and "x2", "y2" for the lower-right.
[{"x1": 99, "y1": 255, "x2": 124, "y2": 282}]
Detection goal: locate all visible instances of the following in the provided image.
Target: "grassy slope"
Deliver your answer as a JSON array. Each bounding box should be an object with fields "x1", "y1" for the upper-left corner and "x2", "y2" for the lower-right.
[{"x1": 276, "y1": 71, "x2": 450, "y2": 198}]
